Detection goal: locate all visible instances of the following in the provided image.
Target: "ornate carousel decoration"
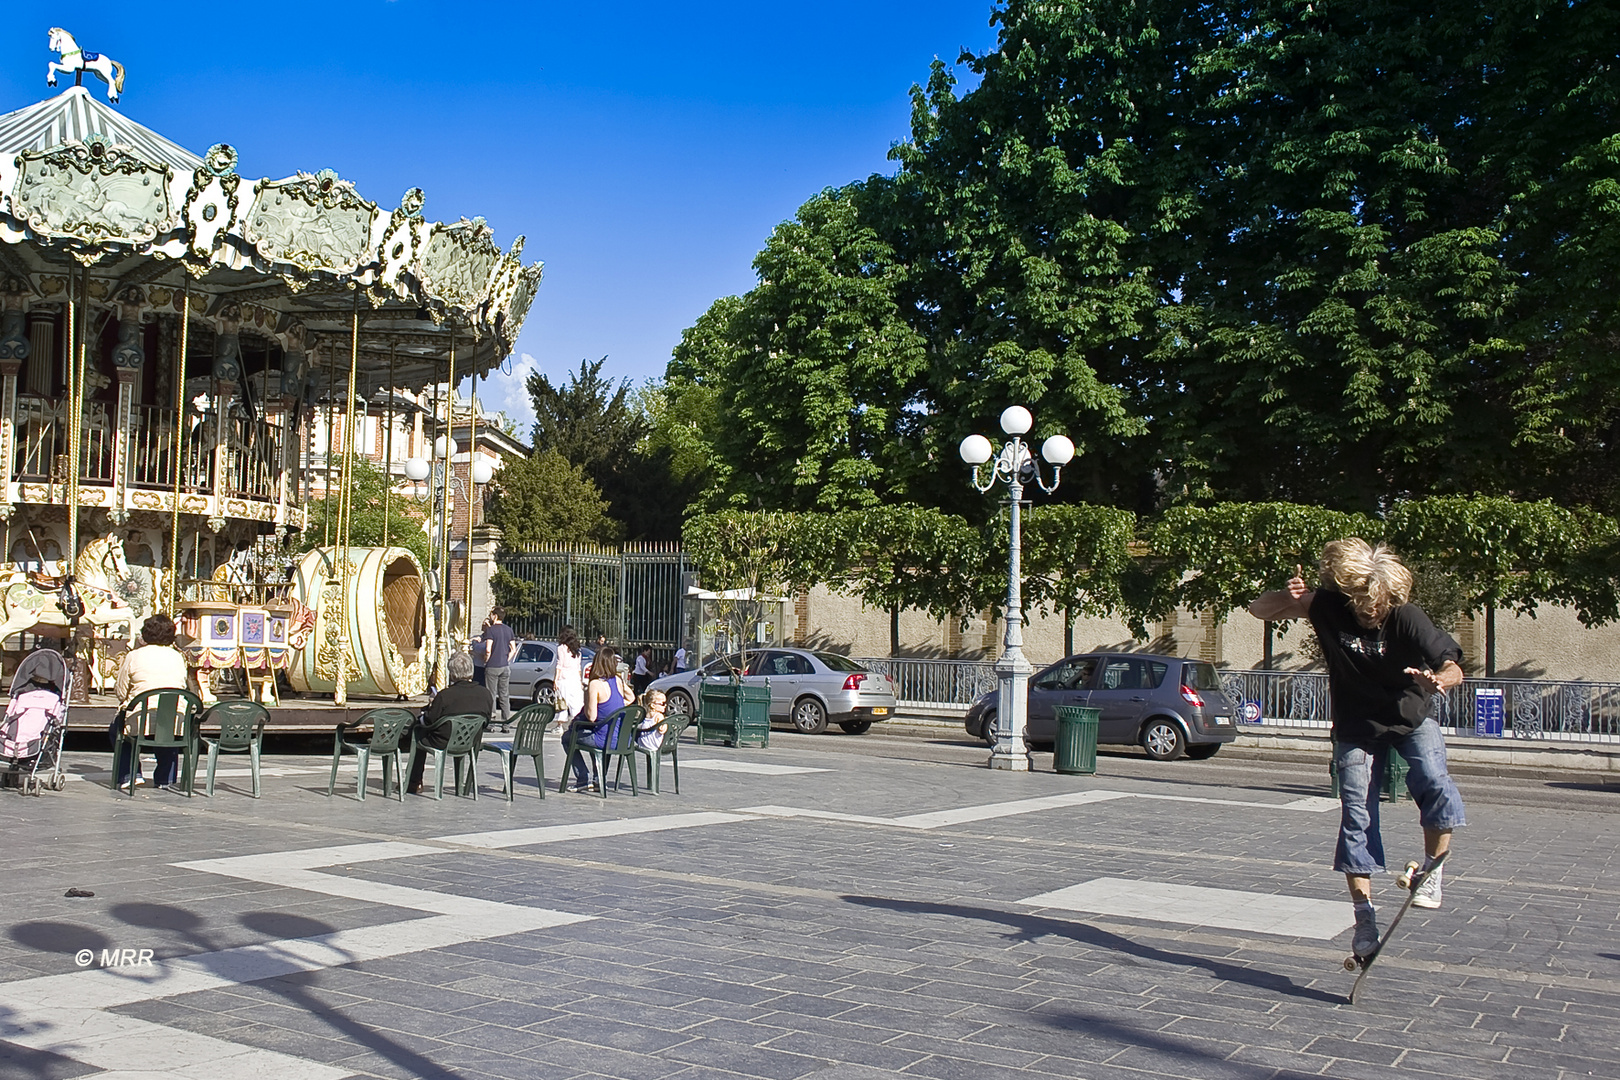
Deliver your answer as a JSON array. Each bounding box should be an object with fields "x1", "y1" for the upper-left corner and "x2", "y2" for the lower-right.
[{"x1": 0, "y1": 31, "x2": 541, "y2": 703}]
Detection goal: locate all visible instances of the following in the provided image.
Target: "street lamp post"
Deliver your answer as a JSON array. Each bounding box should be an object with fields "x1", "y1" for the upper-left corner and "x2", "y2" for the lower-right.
[{"x1": 960, "y1": 406, "x2": 1075, "y2": 771}]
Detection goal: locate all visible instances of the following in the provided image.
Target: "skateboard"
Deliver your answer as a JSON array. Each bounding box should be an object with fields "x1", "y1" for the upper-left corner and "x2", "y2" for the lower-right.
[{"x1": 1342, "y1": 850, "x2": 1448, "y2": 1004}]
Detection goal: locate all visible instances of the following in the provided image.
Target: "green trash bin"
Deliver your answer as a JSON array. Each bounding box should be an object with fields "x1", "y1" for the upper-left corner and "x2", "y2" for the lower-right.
[
  {"x1": 1328, "y1": 741, "x2": 1411, "y2": 802},
  {"x1": 1053, "y1": 706, "x2": 1101, "y2": 775}
]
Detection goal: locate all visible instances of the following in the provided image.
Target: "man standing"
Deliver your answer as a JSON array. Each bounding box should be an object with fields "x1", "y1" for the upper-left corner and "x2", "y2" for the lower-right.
[
  {"x1": 481, "y1": 607, "x2": 517, "y2": 728},
  {"x1": 1249, "y1": 539, "x2": 1467, "y2": 960},
  {"x1": 674, "y1": 644, "x2": 688, "y2": 672}
]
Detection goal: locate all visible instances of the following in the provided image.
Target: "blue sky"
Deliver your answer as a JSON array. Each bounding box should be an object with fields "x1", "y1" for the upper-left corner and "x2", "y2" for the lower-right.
[{"x1": 0, "y1": 2, "x2": 999, "y2": 433}]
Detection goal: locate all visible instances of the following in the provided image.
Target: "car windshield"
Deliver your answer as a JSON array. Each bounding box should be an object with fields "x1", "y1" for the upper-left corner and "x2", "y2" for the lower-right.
[
  {"x1": 1183, "y1": 661, "x2": 1224, "y2": 690},
  {"x1": 812, "y1": 652, "x2": 866, "y2": 673},
  {"x1": 702, "y1": 654, "x2": 743, "y2": 676}
]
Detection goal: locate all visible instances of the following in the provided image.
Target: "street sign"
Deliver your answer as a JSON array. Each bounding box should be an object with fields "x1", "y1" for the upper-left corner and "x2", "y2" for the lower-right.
[{"x1": 1475, "y1": 687, "x2": 1505, "y2": 738}]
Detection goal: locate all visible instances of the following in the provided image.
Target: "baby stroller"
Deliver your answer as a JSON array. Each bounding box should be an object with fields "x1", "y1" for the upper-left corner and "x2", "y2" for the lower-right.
[{"x1": 3, "y1": 649, "x2": 70, "y2": 795}]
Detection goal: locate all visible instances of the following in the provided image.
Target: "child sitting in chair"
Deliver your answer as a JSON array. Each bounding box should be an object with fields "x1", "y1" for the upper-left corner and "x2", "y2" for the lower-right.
[{"x1": 637, "y1": 689, "x2": 668, "y2": 754}]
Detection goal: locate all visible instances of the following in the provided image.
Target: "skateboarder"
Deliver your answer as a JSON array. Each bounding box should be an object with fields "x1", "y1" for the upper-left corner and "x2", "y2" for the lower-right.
[{"x1": 1248, "y1": 539, "x2": 1467, "y2": 959}]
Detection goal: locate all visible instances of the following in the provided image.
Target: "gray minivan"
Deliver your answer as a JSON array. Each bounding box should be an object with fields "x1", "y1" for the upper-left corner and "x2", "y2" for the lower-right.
[{"x1": 963, "y1": 652, "x2": 1238, "y2": 760}]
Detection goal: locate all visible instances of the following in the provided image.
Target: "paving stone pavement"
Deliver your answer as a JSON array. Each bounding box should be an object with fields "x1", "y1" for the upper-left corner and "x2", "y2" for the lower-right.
[{"x1": 2, "y1": 730, "x2": 1618, "y2": 1080}]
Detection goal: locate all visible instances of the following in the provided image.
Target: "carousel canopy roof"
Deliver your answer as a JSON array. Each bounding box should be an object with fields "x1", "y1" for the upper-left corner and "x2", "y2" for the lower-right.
[
  {"x1": 0, "y1": 86, "x2": 202, "y2": 172},
  {"x1": 0, "y1": 85, "x2": 540, "y2": 386}
]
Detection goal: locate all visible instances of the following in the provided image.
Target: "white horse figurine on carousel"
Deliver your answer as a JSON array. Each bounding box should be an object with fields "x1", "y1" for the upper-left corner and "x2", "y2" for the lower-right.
[
  {"x1": 46, "y1": 28, "x2": 126, "y2": 103},
  {"x1": 0, "y1": 535, "x2": 136, "y2": 647}
]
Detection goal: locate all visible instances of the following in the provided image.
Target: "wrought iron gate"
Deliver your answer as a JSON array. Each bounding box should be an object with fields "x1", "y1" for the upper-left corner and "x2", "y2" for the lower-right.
[{"x1": 493, "y1": 542, "x2": 688, "y2": 650}]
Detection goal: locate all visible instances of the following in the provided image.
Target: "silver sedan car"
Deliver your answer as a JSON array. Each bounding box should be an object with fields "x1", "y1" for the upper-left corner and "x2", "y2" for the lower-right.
[
  {"x1": 507, "y1": 640, "x2": 594, "y2": 705},
  {"x1": 647, "y1": 648, "x2": 898, "y2": 734}
]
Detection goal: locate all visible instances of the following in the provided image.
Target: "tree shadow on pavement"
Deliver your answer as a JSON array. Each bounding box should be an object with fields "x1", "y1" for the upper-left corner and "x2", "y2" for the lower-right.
[{"x1": 841, "y1": 894, "x2": 1344, "y2": 1005}]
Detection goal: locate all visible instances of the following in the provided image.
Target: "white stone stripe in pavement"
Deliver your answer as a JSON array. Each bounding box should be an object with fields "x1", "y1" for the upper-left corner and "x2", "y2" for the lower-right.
[
  {"x1": 681, "y1": 759, "x2": 828, "y2": 775},
  {"x1": 433, "y1": 809, "x2": 756, "y2": 848},
  {"x1": 1019, "y1": 877, "x2": 1351, "y2": 939},
  {"x1": 739, "y1": 787, "x2": 1338, "y2": 829}
]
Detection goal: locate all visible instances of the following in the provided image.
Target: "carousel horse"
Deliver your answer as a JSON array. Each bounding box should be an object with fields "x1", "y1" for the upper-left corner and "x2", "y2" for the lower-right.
[
  {"x1": 46, "y1": 28, "x2": 125, "y2": 103},
  {"x1": 89, "y1": 564, "x2": 166, "y2": 693},
  {"x1": 0, "y1": 535, "x2": 134, "y2": 648}
]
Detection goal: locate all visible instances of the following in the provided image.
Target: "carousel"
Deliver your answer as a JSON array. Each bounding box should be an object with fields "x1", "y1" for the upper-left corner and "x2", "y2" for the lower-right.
[{"x1": 0, "y1": 30, "x2": 541, "y2": 707}]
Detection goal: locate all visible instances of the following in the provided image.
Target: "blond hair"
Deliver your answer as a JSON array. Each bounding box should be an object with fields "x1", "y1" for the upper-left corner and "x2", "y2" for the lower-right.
[{"x1": 1319, "y1": 538, "x2": 1412, "y2": 625}]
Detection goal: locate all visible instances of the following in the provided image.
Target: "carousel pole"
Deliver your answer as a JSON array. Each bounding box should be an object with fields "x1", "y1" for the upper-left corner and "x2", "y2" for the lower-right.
[
  {"x1": 322, "y1": 344, "x2": 337, "y2": 547},
  {"x1": 436, "y1": 334, "x2": 456, "y2": 692},
  {"x1": 332, "y1": 294, "x2": 361, "y2": 706},
  {"x1": 64, "y1": 266, "x2": 79, "y2": 566},
  {"x1": 167, "y1": 284, "x2": 189, "y2": 614},
  {"x1": 384, "y1": 342, "x2": 395, "y2": 543},
  {"x1": 464, "y1": 329, "x2": 479, "y2": 641}
]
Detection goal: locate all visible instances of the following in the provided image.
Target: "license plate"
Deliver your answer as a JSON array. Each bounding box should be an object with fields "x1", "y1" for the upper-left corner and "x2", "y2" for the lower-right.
[
  {"x1": 871, "y1": 707, "x2": 889, "y2": 715},
  {"x1": 1213, "y1": 715, "x2": 1230, "y2": 725}
]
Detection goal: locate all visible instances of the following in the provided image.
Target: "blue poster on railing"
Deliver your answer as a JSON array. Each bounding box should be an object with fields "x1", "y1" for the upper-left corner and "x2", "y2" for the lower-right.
[
  {"x1": 1241, "y1": 701, "x2": 1263, "y2": 724},
  {"x1": 1475, "y1": 687, "x2": 1505, "y2": 738}
]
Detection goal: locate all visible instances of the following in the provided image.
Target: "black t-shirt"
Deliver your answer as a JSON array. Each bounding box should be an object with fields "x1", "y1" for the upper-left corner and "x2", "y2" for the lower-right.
[
  {"x1": 483, "y1": 623, "x2": 515, "y2": 669},
  {"x1": 1308, "y1": 591, "x2": 1463, "y2": 746}
]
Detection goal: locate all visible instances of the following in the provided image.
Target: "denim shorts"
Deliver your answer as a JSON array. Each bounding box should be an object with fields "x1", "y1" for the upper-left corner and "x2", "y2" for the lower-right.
[{"x1": 1333, "y1": 719, "x2": 1467, "y2": 875}]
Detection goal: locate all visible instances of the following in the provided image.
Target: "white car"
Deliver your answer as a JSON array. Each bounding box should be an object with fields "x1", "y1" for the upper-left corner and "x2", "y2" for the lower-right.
[
  {"x1": 646, "y1": 648, "x2": 898, "y2": 735},
  {"x1": 507, "y1": 640, "x2": 594, "y2": 705}
]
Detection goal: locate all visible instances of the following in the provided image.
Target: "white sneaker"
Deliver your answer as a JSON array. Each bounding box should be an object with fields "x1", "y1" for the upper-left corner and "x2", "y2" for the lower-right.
[
  {"x1": 1352, "y1": 905, "x2": 1380, "y2": 958},
  {"x1": 1411, "y1": 862, "x2": 1443, "y2": 909}
]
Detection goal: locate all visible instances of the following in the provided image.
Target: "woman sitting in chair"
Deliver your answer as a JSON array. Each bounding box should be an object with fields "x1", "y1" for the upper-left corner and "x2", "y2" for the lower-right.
[
  {"x1": 564, "y1": 647, "x2": 630, "y2": 793},
  {"x1": 110, "y1": 614, "x2": 190, "y2": 790},
  {"x1": 405, "y1": 651, "x2": 492, "y2": 795}
]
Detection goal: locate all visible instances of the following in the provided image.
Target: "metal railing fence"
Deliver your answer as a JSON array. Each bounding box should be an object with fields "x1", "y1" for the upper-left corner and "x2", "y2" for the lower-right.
[{"x1": 851, "y1": 656, "x2": 1620, "y2": 744}]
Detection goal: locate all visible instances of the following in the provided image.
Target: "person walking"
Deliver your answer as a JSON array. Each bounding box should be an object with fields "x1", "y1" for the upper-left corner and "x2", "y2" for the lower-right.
[
  {"x1": 554, "y1": 625, "x2": 585, "y2": 725},
  {"x1": 1248, "y1": 539, "x2": 1467, "y2": 960},
  {"x1": 471, "y1": 615, "x2": 491, "y2": 687},
  {"x1": 630, "y1": 646, "x2": 653, "y2": 698},
  {"x1": 481, "y1": 607, "x2": 517, "y2": 729}
]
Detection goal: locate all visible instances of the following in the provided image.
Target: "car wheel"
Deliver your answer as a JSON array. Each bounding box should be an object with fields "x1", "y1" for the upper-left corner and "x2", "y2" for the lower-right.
[
  {"x1": 1186, "y1": 743, "x2": 1221, "y2": 760},
  {"x1": 667, "y1": 689, "x2": 694, "y2": 717},
  {"x1": 838, "y1": 720, "x2": 873, "y2": 735},
  {"x1": 1141, "y1": 718, "x2": 1186, "y2": 761},
  {"x1": 791, "y1": 697, "x2": 829, "y2": 734},
  {"x1": 533, "y1": 680, "x2": 553, "y2": 704},
  {"x1": 979, "y1": 712, "x2": 999, "y2": 749}
]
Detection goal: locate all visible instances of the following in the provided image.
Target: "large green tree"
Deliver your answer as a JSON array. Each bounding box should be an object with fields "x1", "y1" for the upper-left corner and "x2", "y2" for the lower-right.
[
  {"x1": 484, "y1": 448, "x2": 620, "y2": 549},
  {"x1": 672, "y1": 0, "x2": 1620, "y2": 518},
  {"x1": 671, "y1": 187, "x2": 930, "y2": 512},
  {"x1": 527, "y1": 358, "x2": 697, "y2": 540}
]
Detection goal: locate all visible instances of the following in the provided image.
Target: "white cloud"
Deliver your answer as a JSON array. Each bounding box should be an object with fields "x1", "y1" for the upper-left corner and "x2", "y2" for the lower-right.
[{"x1": 464, "y1": 352, "x2": 540, "y2": 443}]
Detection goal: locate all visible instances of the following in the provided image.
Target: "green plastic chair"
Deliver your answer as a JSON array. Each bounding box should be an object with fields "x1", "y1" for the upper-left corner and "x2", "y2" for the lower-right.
[
  {"x1": 329, "y1": 707, "x2": 414, "y2": 801},
  {"x1": 411, "y1": 713, "x2": 489, "y2": 800},
  {"x1": 615, "y1": 711, "x2": 690, "y2": 795},
  {"x1": 561, "y1": 704, "x2": 642, "y2": 798},
  {"x1": 199, "y1": 700, "x2": 269, "y2": 798},
  {"x1": 112, "y1": 688, "x2": 204, "y2": 797},
  {"x1": 481, "y1": 702, "x2": 554, "y2": 801}
]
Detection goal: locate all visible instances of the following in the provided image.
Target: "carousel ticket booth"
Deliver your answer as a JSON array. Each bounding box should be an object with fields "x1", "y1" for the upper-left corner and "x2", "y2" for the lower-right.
[{"x1": 0, "y1": 49, "x2": 540, "y2": 716}]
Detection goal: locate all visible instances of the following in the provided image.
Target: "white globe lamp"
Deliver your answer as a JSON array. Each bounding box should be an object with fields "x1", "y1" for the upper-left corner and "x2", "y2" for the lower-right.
[
  {"x1": 433, "y1": 435, "x2": 458, "y2": 459},
  {"x1": 999, "y1": 405, "x2": 1033, "y2": 436},
  {"x1": 470, "y1": 459, "x2": 495, "y2": 485},
  {"x1": 1040, "y1": 434, "x2": 1076, "y2": 465},
  {"x1": 403, "y1": 457, "x2": 430, "y2": 482},
  {"x1": 958, "y1": 434, "x2": 994, "y2": 465}
]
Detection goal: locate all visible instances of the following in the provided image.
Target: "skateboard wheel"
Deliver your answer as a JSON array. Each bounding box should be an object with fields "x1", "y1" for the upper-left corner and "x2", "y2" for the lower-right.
[{"x1": 1343, "y1": 956, "x2": 1358, "y2": 971}]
